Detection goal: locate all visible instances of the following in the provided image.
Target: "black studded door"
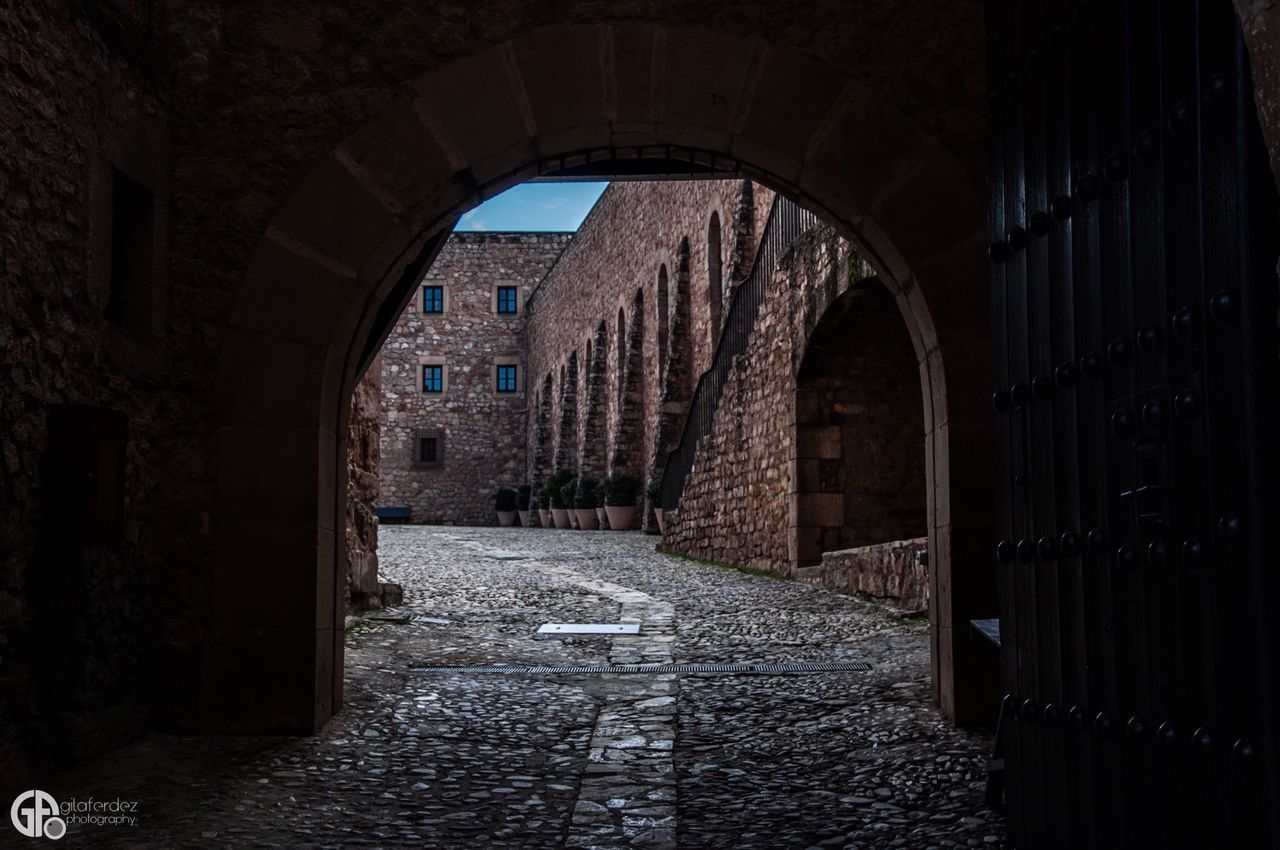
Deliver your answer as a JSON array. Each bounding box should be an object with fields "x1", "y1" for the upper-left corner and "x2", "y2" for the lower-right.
[{"x1": 988, "y1": 1, "x2": 1279, "y2": 847}]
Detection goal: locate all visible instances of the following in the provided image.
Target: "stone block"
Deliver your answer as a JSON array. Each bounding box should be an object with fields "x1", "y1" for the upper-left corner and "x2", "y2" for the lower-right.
[
  {"x1": 796, "y1": 425, "x2": 841, "y2": 459},
  {"x1": 796, "y1": 493, "x2": 843, "y2": 527}
]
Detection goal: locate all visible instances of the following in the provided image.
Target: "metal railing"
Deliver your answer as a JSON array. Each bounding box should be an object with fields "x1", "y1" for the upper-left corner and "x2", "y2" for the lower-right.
[{"x1": 661, "y1": 195, "x2": 818, "y2": 510}]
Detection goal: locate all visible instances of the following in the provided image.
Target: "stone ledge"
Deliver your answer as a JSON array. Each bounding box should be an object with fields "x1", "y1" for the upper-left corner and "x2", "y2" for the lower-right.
[{"x1": 800, "y1": 537, "x2": 928, "y2": 613}]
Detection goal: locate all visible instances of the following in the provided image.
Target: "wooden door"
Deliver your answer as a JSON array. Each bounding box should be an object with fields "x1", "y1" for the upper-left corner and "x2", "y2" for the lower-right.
[{"x1": 988, "y1": 1, "x2": 1280, "y2": 846}]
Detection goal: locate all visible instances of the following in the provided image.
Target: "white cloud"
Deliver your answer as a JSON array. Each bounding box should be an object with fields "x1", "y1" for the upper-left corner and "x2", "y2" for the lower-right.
[{"x1": 458, "y1": 210, "x2": 488, "y2": 231}]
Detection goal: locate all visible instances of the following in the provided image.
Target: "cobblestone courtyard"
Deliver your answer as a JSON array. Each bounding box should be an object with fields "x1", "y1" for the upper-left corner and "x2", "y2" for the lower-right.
[{"x1": 10, "y1": 528, "x2": 1005, "y2": 849}]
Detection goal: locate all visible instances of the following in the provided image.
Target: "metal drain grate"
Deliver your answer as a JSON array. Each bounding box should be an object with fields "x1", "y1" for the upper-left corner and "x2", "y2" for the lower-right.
[{"x1": 411, "y1": 661, "x2": 872, "y2": 675}]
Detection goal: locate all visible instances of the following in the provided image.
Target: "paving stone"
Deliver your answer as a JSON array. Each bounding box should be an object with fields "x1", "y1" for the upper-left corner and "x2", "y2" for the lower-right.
[{"x1": 24, "y1": 527, "x2": 1005, "y2": 849}]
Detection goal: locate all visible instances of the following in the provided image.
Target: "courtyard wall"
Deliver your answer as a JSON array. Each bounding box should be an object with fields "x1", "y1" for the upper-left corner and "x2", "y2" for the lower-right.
[
  {"x1": 524, "y1": 180, "x2": 774, "y2": 520},
  {"x1": 662, "y1": 224, "x2": 929, "y2": 597}
]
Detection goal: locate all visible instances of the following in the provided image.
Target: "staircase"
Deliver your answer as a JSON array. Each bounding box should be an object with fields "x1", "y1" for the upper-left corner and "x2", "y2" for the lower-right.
[{"x1": 660, "y1": 196, "x2": 817, "y2": 510}]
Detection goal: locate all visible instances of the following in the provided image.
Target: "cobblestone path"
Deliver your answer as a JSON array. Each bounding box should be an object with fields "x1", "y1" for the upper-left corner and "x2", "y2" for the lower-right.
[{"x1": 10, "y1": 527, "x2": 1006, "y2": 849}]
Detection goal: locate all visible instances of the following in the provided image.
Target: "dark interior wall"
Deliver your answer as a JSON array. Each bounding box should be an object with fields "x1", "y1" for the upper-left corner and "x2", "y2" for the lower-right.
[
  {"x1": 0, "y1": 0, "x2": 196, "y2": 788},
  {"x1": 796, "y1": 285, "x2": 927, "y2": 556}
]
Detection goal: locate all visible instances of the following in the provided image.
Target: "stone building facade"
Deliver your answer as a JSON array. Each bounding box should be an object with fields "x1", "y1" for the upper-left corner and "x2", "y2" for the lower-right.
[{"x1": 377, "y1": 232, "x2": 570, "y2": 524}]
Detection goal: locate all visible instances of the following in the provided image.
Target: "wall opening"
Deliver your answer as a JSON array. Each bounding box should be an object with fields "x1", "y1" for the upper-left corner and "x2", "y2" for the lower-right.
[
  {"x1": 707, "y1": 211, "x2": 723, "y2": 343},
  {"x1": 793, "y1": 282, "x2": 928, "y2": 608},
  {"x1": 105, "y1": 168, "x2": 155, "y2": 335},
  {"x1": 656, "y1": 264, "x2": 669, "y2": 385},
  {"x1": 615, "y1": 307, "x2": 626, "y2": 407}
]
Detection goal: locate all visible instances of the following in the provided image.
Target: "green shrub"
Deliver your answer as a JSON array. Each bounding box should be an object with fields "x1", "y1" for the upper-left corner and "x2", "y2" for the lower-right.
[
  {"x1": 517, "y1": 484, "x2": 532, "y2": 510},
  {"x1": 602, "y1": 473, "x2": 642, "y2": 506},
  {"x1": 558, "y1": 477, "x2": 579, "y2": 510},
  {"x1": 543, "y1": 469, "x2": 575, "y2": 508},
  {"x1": 646, "y1": 474, "x2": 664, "y2": 505},
  {"x1": 494, "y1": 488, "x2": 518, "y2": 512},
  {"x1": 574, "y1": 477, "x2": 599, "y2": 509}
]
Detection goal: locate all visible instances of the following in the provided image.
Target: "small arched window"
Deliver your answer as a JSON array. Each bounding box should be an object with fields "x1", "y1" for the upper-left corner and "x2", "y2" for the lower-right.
[
  {"x1": 616, "y1": 307, "x2": 626, "y2": 402},
  {"x1": 707, "y1": 211, "x2": 723, "y2": 344},
  {"x1": 656, "y1": 264, "x2": 669, "y2": 382}
]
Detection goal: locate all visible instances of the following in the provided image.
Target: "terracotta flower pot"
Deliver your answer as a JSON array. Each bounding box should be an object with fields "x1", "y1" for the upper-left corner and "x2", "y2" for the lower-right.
[
  {"x1": 518, "y1": 510, "x2": 529, "y2": 527},
  {"x1": 538, "y1": 509, "x2": 551, "y2": 527},
  {"x1": 576, "y1": 508, "x2": 599, "y2": 530},
  {"x1": 569, "y1": 510, "x2": 580, "y2": 529},
  {"x1": 605, "y1": 505, "x2": 637, "y2": 531},
  {"x1": 654, "y1": 508, "x2": 666, "y2": 536},
  {"x1": 595, "y1": 507, "x2": 609, "y2": 529},
  {"x1": 497, "y1": 511, "x2": 516, "y2": 527},
  {"x1": 551, "y1": 508, "x2": 570, "y2": 528}
]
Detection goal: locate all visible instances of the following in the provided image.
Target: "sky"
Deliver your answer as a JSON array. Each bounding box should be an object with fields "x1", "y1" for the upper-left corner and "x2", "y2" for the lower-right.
[{"x1": 454, "y1": 182, "x2": 609, "y2": 232}]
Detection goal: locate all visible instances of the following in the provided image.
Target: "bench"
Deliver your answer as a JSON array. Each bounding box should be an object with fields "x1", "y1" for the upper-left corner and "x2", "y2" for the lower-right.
[
  {"x1": 970, "y1": 617, "x2": 1004, "y2": 808},
  {"x1": 374, "y1": 505, "x2": 412, "y2": 523},
  {"x1": 970, "y1": 618, "x2": 1001, "y2": 648}
]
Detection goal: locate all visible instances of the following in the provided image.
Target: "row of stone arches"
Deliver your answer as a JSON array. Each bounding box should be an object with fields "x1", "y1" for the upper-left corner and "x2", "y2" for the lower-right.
[
  {"x1": 530, "y1": 283, "x2": 650, "y2": 517},
  {"x1": 530, "y1": 204, "x2": 739, "y2": 524}
]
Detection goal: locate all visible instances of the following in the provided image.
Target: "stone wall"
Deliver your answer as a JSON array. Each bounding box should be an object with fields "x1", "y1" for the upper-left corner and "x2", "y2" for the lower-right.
[
  {"x1": 524, "y1": 180, "x2": 773, "y2": 524},
  {"x1": 346, "y1": 360, "x2": 384, "y2": 611},
  {"x1": 0, "y1": 0, "x2": 190, "y2": 784},
  {"x1": 663, "y1": 224, "x2": 928, "y2": 577},
  {"x1": 798, "y1": 538, "x2": 930, "y2": 612},
  {"x1": 659, "y1": 257, "x2": 796, "y2": 569},
  {"x1": 378, "y1": 232, "x2": 570, "y2": 524}
]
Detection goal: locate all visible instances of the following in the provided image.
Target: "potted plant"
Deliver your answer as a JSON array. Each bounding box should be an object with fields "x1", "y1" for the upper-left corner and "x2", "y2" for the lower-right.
[
  {"x1": 595, "y1": 485, "x2": 609, "y2": 529},
  {"x1": 517, "y1": 484, "x2": 532, "y2": 527},
  {"x1": 535, "y1": 479, "x2": 553, "y2": 527},
  {"x1": 602, "y1": 473, "x2": 641, "y2": 531},
  {"x1": 547, "y1": 470, "x2": 574, "y2": 529},
  {"x1": 559, "y1": 477, "x2": 580, "y2": 529},
  {"x1": 647, "y1": 474, "x2": 665, "y2": 536},
  {"x1": 494, "y1": 487, "x2": 518, "y2": 527},
  {"x1": 574, "y1": 477, "x2": 600, "y2": 530}
]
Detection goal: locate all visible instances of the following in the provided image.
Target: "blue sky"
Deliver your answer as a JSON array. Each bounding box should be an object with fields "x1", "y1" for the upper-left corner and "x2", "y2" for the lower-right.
[{"x1": 455, "y1": 182, "x2": 608, "y2": 232}]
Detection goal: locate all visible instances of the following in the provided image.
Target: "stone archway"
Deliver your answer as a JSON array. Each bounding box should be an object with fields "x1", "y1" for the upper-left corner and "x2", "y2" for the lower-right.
[
  {"x1": 530, "y1": 373, "x2": 554, "y2": 510},
  {"x1": 707, "y1": 210, "x2": 724, "y2": 343},
  {"x1": 650, "y1": 238, "x2": 695, "y2": 493},
  {"x1": 610, "y1": 288, "x2": 647, "y2": 481},
  {"x1": 553, "y1": 351, "x2": 579, "y2": 473},
  {"x1": 577, "y1": 322, "x2": 609, "y2": 483},
  {"x1": 794, "y1": 282, "x2": 930, "y2": 609},
  {"x1": 207, "y1": 17, "x2": 992, "y2": 731}
]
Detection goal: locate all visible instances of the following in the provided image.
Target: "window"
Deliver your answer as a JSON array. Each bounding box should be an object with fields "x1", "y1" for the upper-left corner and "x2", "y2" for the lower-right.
[
  {"x1": 422, "y1": 285, "x2": 444, "y2": 314},
  {"x1": 496, "y1": 286, "x2": 518, "y2": 314},
  {"x1": 105, "y1": 168, "x2": 156, "y2": 333},
  {"x1": 422, "y1": 364, "x2": 443, "y2": 393},
  {"x1": 496, "y1": 364, "x2": 518, "y2": 393},
  {"x1": 413, "y1": 429, "x2": 443, "y2": 468}
]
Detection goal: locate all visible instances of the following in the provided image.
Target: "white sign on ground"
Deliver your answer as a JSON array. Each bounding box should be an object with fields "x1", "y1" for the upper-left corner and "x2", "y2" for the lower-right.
[{"x1": 536, "y1": 623, "x2": 640, "y2": 634}]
